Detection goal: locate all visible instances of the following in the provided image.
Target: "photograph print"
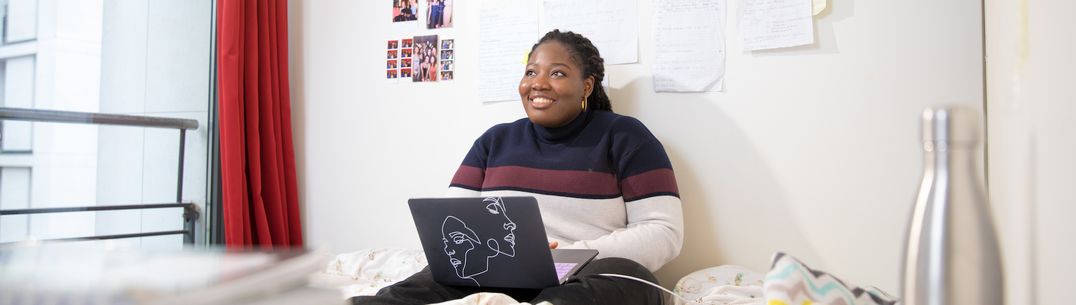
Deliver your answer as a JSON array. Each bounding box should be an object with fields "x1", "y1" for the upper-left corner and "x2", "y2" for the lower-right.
[
  {"x1": 425, "y1": 0, "x2": 454, "y2": 29},
  {"x1": 412, "y1": 35, "x2": 439, "y2": 82},
  {"x1": 392, "y1": 0, "x2": 418, "y2": 22},
  {"x1": 438, "y1": 38, "x2": 454, "y2": 81}
]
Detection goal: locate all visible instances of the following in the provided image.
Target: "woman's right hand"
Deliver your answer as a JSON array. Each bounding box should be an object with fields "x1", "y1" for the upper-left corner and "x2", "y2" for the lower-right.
[{"x1": 549, "y1": 241, "x2": 559, "y2": 249}]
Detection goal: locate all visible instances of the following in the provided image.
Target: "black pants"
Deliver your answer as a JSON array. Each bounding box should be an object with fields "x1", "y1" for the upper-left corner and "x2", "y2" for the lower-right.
[{"x1": 352, "y1": 257, "x2": 663, "y2": 305}]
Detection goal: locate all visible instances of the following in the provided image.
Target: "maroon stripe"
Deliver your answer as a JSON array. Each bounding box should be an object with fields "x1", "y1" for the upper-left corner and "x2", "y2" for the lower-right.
[
  {"x1": 620, "y1": 168, "x2": 679, "y2": 201},
  {"x1": 450, "y1": 165, "x2": 484, "y2": 188},
  {"x1": 484, "y1": 166, "x2": 620, "y2": 196}
]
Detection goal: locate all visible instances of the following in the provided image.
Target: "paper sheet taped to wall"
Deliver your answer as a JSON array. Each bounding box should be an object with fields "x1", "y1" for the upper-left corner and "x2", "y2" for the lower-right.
[
  {"x1": 540, "y1": 0, "x2": 639, "y2": 65},
  {"x1": 479, "y1": 1, "x2": 539, "y2": 103},
  {"x1": 652, "y1": 0, "x2": 727, "y2": 92},
  {"x1": 740, "y1": 0, "x2": 814, "y2": 51}
]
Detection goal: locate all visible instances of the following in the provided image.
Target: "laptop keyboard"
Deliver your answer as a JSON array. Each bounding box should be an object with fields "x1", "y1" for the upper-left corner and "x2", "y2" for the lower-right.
[{"x1": 554, "y1": 262, "x2": 578, "y2": 280}]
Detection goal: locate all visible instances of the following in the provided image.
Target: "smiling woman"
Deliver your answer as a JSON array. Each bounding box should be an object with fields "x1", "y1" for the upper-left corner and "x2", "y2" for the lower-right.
[{"x1": 353, "y1": 30, "x2": 682, "y2": 305}]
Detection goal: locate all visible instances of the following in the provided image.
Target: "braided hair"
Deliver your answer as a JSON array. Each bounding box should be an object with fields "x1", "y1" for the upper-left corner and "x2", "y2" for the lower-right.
[{"x1": 528, "y1": 30, "x2": 612, "y2": 112}]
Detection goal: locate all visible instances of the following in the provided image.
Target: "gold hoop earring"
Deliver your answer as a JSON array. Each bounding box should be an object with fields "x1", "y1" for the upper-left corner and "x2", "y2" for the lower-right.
[{"x1": 581, "y1": 96, "x2": 588, "y2": 111}]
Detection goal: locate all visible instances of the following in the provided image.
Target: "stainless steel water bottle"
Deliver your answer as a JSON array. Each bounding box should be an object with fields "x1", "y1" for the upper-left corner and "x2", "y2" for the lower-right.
[{"x1": 901, "y1": 107, "x2": 1003, "y2": 305}]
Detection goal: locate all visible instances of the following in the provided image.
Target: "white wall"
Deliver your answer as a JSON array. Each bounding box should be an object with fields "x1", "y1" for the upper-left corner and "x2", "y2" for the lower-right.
[
  {"x1": 985, "y1": 0, "x2": 1076, "y2": 304},
  {"x1": 290, "y1": 0, "x2": 983, "y2": 291}
]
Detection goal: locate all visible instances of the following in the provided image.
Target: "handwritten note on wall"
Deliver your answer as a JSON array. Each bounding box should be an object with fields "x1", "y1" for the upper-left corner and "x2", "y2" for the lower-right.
[
  {"x1": 479, "y1": 1, "x2": 540, "y2": 103},
  {"x1": 540, "y1": 0, "x2": 639, "y2": 65},
  {"x1": 740, "y1": 0, "x2": 814, "y2": 51},
  {"x1": 653, "y1": 0, "x2": 727, "y2": 92}
]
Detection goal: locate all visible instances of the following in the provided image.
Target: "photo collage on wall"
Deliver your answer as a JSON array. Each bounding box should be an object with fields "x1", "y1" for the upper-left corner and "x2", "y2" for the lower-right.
[
  {"x1": 393, "y1": 0, "x2": 453, "y2": 28},
  {"x1": 386, "y1": 0, "x2": 456, "y2": 82},
  {"x1": 386, "y1": 35, "x2": 455, "y2": 82}
]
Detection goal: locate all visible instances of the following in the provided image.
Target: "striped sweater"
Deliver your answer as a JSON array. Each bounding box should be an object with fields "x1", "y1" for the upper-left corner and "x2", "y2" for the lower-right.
[{"x1": 447, "y1": 110, "x2": 684, "y2": 271}]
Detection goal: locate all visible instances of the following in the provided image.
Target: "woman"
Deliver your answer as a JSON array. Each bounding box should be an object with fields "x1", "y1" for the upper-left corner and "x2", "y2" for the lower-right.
[
  {"x1": 419, "y1": 48, "x2": 431, "y2": 81},
  {"x1": 442, "y1": 0, "x2": 453, "y2": 27},
  {"x1": 421, "y1": 54, "x2": 434, "y2": 81},
  {"x1": 353, "y1": 30, "x2": 682, "y2": 305}
]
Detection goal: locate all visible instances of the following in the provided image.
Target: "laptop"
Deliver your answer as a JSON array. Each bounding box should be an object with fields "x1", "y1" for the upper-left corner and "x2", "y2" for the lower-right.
[{"x1": 408, "y1": 196, "x2": 599, "y2": 288}]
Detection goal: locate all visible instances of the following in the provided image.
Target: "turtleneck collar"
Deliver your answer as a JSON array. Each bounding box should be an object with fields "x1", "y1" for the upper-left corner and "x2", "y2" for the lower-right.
[{"x1": 532, "y1": 110, "x2": 592, "y2": 142}]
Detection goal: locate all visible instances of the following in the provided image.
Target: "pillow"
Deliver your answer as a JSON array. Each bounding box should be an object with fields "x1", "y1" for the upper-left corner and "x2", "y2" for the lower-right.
[{"x1": 763, "y1": 252, "x2": 897, "y2": 305}]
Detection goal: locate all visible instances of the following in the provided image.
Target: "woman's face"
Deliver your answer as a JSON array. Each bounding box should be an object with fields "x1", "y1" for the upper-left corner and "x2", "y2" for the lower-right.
[{"x1": 519, "y1": 42, "x2": 594, "y2": 128}]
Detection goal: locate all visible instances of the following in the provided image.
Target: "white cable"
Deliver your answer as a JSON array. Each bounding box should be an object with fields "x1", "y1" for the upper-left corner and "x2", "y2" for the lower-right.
[{"x1": 597, "y1": 273, "x2": 708, "y2": 305}]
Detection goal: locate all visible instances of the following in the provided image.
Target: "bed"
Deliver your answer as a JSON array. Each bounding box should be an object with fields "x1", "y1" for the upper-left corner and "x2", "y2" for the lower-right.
[{"x1": 309, "y1": 248, "x2": 896, "y2": 305}]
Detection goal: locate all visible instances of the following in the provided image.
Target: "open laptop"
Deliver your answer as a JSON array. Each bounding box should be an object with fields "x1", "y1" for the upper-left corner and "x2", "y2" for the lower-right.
[{"x1": 408, "y1": 196, "x2": 599, "y2": 288}]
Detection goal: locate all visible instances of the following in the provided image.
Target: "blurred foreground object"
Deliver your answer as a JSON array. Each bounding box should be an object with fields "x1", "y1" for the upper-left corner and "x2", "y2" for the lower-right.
[
  {"x1": 901, "y1": 107, "x2": 1003, "y2": 305},
  {"x1": 0, "y1": 241, "x2": 341, "y2": 305}
]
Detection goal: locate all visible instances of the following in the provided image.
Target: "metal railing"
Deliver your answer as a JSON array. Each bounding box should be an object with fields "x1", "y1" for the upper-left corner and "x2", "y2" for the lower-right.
[{"x1": 0, "y1": 107, "x2": 200, "y2": 243}]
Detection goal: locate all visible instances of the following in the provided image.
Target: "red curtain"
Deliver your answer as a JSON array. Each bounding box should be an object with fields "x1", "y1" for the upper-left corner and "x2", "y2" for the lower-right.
[{"x1": 216, "y1": 0, "x2": 303, "y2": 249}]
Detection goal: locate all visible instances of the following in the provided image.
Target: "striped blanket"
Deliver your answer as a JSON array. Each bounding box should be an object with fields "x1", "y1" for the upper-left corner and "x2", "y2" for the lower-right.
[{"x1": 763, "y1": 252, "x2": 898, "y2": 305}]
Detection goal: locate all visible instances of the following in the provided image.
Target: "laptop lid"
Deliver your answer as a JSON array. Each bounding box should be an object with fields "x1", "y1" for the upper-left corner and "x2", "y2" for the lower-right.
[{"x1": 408, "y1": 197, "x2": 597, "y2": 288}]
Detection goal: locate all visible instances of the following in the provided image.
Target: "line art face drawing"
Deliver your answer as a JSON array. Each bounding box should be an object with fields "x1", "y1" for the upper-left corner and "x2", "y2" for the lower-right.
[
  {"x1": 441, "y1": 216, "x2": 483, "y2": 284},
  {"x1": 440, "y1": 197, "x2": 518, "y2": 285},
  {"x1": 484, "y1": 197, "x2": 517, "y2": 258}
]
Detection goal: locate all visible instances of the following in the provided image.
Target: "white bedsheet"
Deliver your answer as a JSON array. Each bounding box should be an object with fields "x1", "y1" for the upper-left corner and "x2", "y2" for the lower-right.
[
  {"x1": 310, "y1": 248, "x2": 767, "y2": 305},
  {"x1": 309, "y1": 248, "x2": 428, "y2": 298},
  {"x1": 672, "y1": 265, "x2": 765, "y2": 305}
]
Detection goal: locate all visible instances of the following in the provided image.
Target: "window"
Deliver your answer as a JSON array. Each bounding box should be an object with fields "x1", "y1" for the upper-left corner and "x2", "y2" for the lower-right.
[
  {"x1": 0, "y1": 0, "x2": 215, "y2": 249},
  {"x1": 0, "y1": 167, "x2": 30, "y2": 243},
  {"x1": 1, "y1": 56, "x2": 33, "y2": 153}
]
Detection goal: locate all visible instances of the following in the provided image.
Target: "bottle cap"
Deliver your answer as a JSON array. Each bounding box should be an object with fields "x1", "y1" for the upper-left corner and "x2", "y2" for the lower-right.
[{"x1": 922, "y1": 107, "x2": 981, "y2": 148}]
